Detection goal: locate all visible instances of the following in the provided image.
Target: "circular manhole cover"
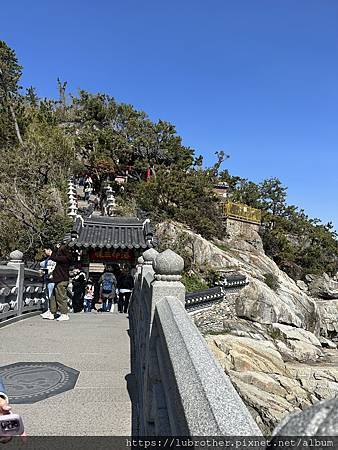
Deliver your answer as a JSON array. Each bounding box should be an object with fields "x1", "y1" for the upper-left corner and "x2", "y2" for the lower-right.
[{"x1": 0, "y1": 362, "x2": 79, "y2": 404}]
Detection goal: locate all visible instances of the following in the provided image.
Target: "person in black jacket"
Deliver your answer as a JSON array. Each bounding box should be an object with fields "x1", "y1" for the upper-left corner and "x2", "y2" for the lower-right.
[
  {"x1": 72, "y1": 267, "x2": 87, "y2": 313},
  {"x1": 44, "y1": 244, "x2": 72, "y2": 321},
  {"x1": 117, "y1": 269, "x2": 134, "y2": 313}
]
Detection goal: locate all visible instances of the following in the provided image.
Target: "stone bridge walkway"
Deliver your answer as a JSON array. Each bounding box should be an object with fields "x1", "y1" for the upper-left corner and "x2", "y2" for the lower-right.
[{"x1": 0, "y1": 313, "x2": 132, "y2": 435}]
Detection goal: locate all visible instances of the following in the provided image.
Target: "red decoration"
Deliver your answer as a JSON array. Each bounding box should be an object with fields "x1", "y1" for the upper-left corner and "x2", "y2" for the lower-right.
[{"x1": 146, "y1": 167, "x2": 151, "y2": 180}]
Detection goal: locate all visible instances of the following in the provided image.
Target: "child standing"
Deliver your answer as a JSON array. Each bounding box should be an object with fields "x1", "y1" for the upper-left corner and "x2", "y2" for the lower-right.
[{"x1": 83, "y1": 279, "x2": 95, "y2": 312}]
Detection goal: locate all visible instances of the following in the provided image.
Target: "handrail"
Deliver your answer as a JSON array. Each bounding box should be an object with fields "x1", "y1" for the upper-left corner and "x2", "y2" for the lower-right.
[
  {"x1": 154, "y1": 297, "x2": 261, "y2": 435},
  {"x1": 0, "y1": 254, "x2": 46, "y2": 323},
  {"x1": 129, "y1": 248, "x2": 262, "y2": 436},
  {"x1": 221, "y1": 201, "x2": 261, "y2": 224}
]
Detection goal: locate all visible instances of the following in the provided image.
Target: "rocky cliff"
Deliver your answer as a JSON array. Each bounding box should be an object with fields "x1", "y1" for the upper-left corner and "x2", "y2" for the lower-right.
[
  {"x1": 297, "y1": 273, "x2": 338, "y2": 339},
  {"x1": 157, "y1": 221, "x2": 319, "y2": 332},
  {"x1": 157, "y1": 220, "x2": 338, "y2": 433}
]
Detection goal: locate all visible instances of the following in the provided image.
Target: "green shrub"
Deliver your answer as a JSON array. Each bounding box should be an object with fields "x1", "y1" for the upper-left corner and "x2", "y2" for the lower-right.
[
  {"x1": 181, "y1": 272, "x2": 209, "y2": 293},
  {"x1": 267, "y1": 328, "x2": 281, "y2": 341},
  {"x1": 214, "y1": 242, "x2": 230, "y2": 252},
  {"x1": 263, "y1": 273, "x2": 279, "y2": 291},
  {"x1": 203, "y1": 329, "x2": 229, "y2": 336}
]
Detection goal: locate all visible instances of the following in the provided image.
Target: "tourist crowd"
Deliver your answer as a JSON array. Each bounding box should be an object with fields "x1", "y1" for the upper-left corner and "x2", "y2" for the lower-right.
[{"x1": 39, "y1": 245, "x2": 135, "y2": 321}]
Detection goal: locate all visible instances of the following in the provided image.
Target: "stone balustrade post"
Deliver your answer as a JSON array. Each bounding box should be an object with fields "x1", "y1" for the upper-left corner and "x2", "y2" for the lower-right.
[
  {"x1": 7, "y1": 250, "x2": 25, "y2": 316},
  {"x1": 142, "y1": 249, "x2": 186, "y2": 433},
  {"x1": 139, "y1": 248, "x2": 158, "y2": 329},
  {"x1": 136, "y1": 255, "x2": 144, "y2": 276},
  {"x1": 129, "y1": 249, "x2": 158, "y2": 434},
  {"x1": 141, "y1": 248, "x2": 158, "y2": 281},
  {"x1": 152, "y1": 249, "x2": 186, "y2": 307},
  {"x1": 133, "y1": 255, "x2": 145, "y2": 299}
]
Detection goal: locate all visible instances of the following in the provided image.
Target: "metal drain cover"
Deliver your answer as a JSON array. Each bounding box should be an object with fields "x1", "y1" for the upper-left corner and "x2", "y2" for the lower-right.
[{"x1": 0, "y1": 362, "x2": 79, "y2": 404}]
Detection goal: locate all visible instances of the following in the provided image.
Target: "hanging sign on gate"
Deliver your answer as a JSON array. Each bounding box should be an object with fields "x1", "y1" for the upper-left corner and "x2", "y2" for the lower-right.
[{"x1": 89, "y1": 248, "x2": 134, "y2": 262}]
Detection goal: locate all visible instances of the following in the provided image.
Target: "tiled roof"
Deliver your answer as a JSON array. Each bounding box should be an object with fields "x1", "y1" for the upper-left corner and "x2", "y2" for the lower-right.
[{"x1": 68, "y1": 217, "x2": 155, "y2": 250}]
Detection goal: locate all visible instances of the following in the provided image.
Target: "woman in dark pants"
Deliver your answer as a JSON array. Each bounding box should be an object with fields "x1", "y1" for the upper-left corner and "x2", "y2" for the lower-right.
[
  {"x1": 117, "y1": 270, "x2": 134, "y2": 313},
  {"x1": 72, "y1": 268, "x2": 87, "y2": 313}
]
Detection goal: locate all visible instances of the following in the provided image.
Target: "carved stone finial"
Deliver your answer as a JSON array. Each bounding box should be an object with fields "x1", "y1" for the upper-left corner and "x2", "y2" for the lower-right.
[
  {"x1": 142, "y1": 248, "x2": 159, "y2": 265},
  {"x1": 153, "y1": 249, "x2": 184, "y2": 281},
  {"x1": 9, "y1": 250, "x2": 23, "y2": 262},
  {"x1": 137, "y1": 256, "x2": 145, "y2": 265}
]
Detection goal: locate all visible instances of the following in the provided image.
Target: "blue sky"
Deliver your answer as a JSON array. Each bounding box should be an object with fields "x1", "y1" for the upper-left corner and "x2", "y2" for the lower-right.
[{"x1": 2, "y1": 1, "x2": 338, "y2": 228}]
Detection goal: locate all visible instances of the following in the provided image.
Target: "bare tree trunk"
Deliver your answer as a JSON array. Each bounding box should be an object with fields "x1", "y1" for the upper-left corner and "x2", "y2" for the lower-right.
[
  {"x1": 8, "y1": 101, "x2": 23, "y2": 145},
  {"x1": 57, "y1": 78, "x2": 67, "y2": 109},
  {"x1": 0, "y1": 68, "x2": 23, "y2": 146}
]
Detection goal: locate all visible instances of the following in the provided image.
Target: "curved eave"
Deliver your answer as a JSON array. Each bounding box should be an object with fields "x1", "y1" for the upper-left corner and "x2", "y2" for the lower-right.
[{"x1": 69, "y1": 240, "x2": 152, "y2": 251}]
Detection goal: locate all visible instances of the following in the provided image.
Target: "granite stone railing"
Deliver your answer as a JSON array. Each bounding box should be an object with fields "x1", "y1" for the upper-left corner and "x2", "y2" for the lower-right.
[
  {"x1": 128, "y1": 248, "x2": 261, "y2": 436},
  {"x1": 0, "y1": 250, "x2": 46, "y2": 323}
]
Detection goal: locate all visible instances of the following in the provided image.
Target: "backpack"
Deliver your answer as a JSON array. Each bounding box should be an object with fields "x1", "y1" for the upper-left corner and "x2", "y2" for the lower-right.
[{"x1": 101, "y1": 274, "x2": 115, "y2": 292}]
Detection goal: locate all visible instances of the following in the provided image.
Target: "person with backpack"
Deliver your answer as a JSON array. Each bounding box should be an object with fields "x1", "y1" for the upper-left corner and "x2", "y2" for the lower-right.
[{"x1": 99, "y1": 266, "x2": 117, "y2": 312}]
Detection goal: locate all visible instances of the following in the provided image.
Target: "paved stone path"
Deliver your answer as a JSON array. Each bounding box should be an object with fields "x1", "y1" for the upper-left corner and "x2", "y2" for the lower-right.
[{"x1": 0, "y1": 312, "x2": 132, "y2": 435}]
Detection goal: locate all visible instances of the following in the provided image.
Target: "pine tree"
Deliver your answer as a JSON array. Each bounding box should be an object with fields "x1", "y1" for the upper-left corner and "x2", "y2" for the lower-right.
[{"x1": 0, "y1": 40, "x2": 23, "y2": 144}]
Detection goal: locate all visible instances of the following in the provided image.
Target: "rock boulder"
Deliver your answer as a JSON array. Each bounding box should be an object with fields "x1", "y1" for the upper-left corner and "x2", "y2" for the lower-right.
[
  {"x1": 316, "y1": 300, "x2": 338, "y2": 339},
  {"x1": 157, "y1": 221, "x2": 320, "y2": 333},
  {"x1": 307, "y1": 273, "x2": 338, "y2": 299},
  {"x1": 273, "y1": 396, "x2": 338, "y2": 436},
  {"x1": 206, "y1": 331, "x2": 338, "y2": 433}
]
